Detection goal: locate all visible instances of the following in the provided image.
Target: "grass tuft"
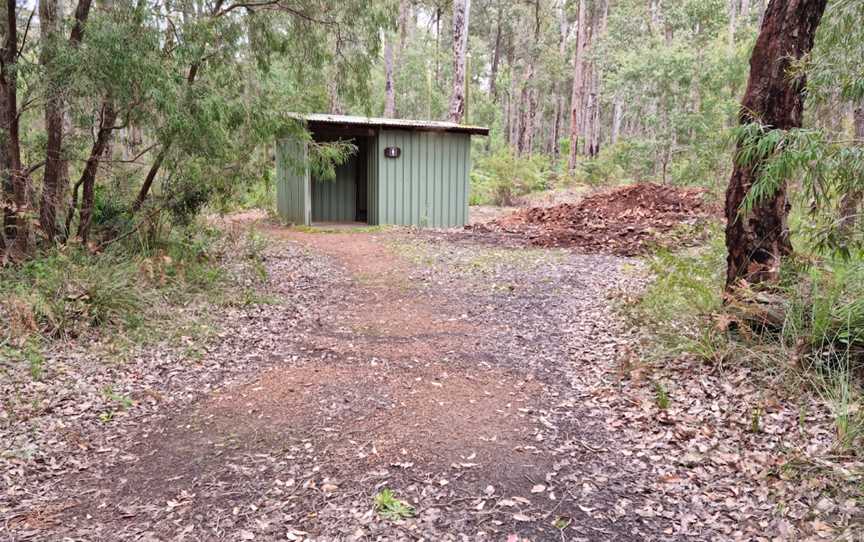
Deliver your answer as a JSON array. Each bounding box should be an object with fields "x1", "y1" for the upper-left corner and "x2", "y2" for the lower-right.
[{"x1": 374, "y1": 489, "x2": 415, "y2": 521}]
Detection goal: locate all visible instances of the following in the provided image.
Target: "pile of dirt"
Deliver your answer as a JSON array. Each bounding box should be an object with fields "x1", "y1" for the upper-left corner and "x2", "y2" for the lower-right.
[{"x1": 473, "y1": 182, "x2": 718, "y2": 256}]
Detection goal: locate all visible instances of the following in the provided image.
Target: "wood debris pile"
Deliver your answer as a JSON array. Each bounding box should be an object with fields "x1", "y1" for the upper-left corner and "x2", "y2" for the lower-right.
[{"x1": 474, "y1": 182, "x2": 718, "y2": 255}]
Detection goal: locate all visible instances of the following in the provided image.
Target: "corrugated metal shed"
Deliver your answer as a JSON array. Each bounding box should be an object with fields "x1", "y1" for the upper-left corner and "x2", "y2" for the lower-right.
[{"x1": 276, "y1": 114, "x2": 488, "y2": 228}]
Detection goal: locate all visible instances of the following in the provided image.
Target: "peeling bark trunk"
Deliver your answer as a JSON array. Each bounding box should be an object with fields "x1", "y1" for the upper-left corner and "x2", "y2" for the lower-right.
[
  {"x1": 448, "y1": 0, "x2": 470, "y2": 123},
  {"x1": 724, "y1": 0, "x2": 827, "y2": 289},
  {"x1": 567, "y1": 0, "x2": 588, "y2": 171}
]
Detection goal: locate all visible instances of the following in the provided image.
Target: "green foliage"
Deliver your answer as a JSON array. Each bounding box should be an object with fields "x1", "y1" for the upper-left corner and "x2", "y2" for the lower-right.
[
  {"x1": 0, "y1": 249, "x2": 146, "y2": 339},
  {"x1": 654, "y1": 381, "x2": 671, "y2": 410},
  {"x1": 308, "y1": 140, "x2": 359, "y2": 182},
  {"x1": 806, "y1": 0, "x2": 864, "y2": 104},
  {"x1": 733, "y1": 123, "x2": 864, "y2": 257},
  {"x1": 626, "y1": 229, "x2": 727, "y2": 356},
  {"x1": 374, "y1": 489, "x2": 415, "y2": 521},
  {"x1": 0, "y1": 222, "x2": 266, "y2": 344},
  {"x1": 470, "y1": 149, "x2": 550, "y2": 205},
  {"x1": 628, "y1": 228, "x2": 864, "y2": 452}
]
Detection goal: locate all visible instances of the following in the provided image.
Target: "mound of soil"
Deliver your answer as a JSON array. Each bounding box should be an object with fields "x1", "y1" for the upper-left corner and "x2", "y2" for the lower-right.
[{"x1": 473, "y1": 182, "x2": 718, "y2": 256}]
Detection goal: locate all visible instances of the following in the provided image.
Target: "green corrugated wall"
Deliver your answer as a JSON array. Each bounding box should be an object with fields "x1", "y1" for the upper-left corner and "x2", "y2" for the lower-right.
[
  {"x1": 276, "y1": 138, "x2": 311, "y2": 225},
  {"x1": 312, "y1": 156, "x2": 356, "y2": 222},
  {"x1": 375, "y1": 130, "x2": 471, "y2": 227},
  {"x1": 277, "y1": 130, "x2": 472, "y2": 228}
]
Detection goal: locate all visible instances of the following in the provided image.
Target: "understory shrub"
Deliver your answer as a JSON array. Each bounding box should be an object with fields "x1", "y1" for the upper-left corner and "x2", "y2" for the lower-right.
[
  {"x1": 626, "y1": 230, "x2": 864, "y2": 453},
  {"x1": 0, "y1": 220, "x2": 268, "y2": 346},
  {"x1": 470, "y1": 149, "x2": 551, "y2": 206}
]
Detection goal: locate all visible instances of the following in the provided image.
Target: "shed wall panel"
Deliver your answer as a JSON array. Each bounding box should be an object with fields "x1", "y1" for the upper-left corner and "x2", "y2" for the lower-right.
[
  {"x1": 312, "y1": 156, "x2": 356, "y2": 222},
  {"x1": 375, "y1": 130, "x2": 470, "y2": 227},
  {"x1": 276, "y1": 139, "x2": 311, "y2": 225}
]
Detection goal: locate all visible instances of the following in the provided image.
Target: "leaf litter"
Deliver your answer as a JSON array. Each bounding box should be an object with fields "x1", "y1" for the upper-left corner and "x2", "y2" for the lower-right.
[{"x1": 0, "y1": 220, "x2": 860, "y2": 541}]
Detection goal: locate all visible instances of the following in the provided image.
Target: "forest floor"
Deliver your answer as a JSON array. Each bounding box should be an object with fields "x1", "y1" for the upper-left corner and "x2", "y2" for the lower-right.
[{"x1": 2, "y1": 216, "x2": 861, "y2": 541}]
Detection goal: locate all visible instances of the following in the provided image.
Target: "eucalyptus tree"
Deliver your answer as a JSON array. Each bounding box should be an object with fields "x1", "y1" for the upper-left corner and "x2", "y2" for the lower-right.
[
  {"x1": 448, "y1": 0, "x2": 470, "y2": 122},
  {"x1": 0, "y1": 0, "x2": 389, "y2": 259},
  {"x1": 724, "y1": 0, "x2": 827, "y2": 288}
]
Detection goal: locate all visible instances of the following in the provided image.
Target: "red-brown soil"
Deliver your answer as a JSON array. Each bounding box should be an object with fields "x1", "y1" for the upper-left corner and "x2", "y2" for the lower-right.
[{"x1": 473, "y1": 183, "x2": 718, "y2": 256}]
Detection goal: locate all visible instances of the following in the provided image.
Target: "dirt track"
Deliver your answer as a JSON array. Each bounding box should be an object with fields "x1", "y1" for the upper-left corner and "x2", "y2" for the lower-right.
[{"x1": 3, "y1": 221, "x2": 856, "y2": 541}]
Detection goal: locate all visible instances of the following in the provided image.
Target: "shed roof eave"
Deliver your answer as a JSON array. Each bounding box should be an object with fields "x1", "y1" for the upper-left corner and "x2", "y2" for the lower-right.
[{"x1": 288, "y1": 113, "x2": 490, "y2": 136}]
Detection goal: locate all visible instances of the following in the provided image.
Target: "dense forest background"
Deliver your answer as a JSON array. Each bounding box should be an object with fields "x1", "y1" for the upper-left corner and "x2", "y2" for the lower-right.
[{"x1": 2, "y1": 0, "x2": 861, "y2": 257}]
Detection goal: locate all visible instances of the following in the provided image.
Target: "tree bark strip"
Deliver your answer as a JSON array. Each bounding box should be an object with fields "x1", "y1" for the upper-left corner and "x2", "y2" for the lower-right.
[
  {"x1": 383, "y1": 37, "x2": 396, "y2": 117},
  {"x1": 1, "y1": 0, "x2": 31, "y2": 257},
  {"x1": 567, "y1": 0, "x2": 588, "y2": 171},
  {"x1": 448, "y1": 0, "x2": 471, "y2": 123},
  {"x1": 838, "y1": 104, "x2": 864, "y2": 234},
  {"x1": 38, "y1": 0, "x2": 93, "y2": 242},
  {"x1": 724, "y1": 0, "x2": 828, "y2": 289}
]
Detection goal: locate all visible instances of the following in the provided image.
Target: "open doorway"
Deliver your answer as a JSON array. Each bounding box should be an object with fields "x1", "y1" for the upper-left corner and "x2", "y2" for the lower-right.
[{"x1": 310, "y1": 135, "x2": 371, "y2": 225}]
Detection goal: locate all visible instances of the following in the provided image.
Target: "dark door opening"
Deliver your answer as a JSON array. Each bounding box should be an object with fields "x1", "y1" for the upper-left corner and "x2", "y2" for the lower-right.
[{"x1": 355, "y1": 137, "x2": 369, "y2": 223}]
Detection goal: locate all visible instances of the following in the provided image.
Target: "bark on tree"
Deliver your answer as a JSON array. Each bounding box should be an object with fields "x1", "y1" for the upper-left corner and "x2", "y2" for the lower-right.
[
  {"x1": 448, "y1": 0, "x2": 471, "y2": 123},
  {"x1": 728, "y1": 0, "x2": 738, "y2": 48},
  {"x1": 38, "y1": 0, "x2": 89, "y2": 242},
  {"x1": 488, "y1": 4, "x2": 502, "y2": 102},
  {"x1": 567, "y1": 0, "x2": 588, "y2": 172},
  {"x1": 383, "y1": 0, "x2": 410, "y2": 119},
  {"x1": 550, "y1": 1, "x2": 568, "y2": 161},
  {"x1": 383, "y1": 37, "x2": 396, "y2": 117},
  {"x1": 724, "y1": 0, "x2": 828, "y2": 290},
  {"x1": 1, "y1": 0, "x2": 31, "y2": 257},
  {"x1": 838, "y1": 104, "x2": 864, "y2": 234},
  {"x1": 587, "y1": 0, "x2": 607, "y2": 157},
  {"x1": 76, "y1": 102, "x2": 118, "y2": 244}
]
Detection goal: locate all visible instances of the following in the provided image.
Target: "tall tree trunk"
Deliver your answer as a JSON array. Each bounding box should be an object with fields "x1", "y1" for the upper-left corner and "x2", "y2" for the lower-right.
[
  {"x1": 567, "y1": 0, "x2": 588, "y2": 171},
  {"x1": 611, "y1": 96, "x2": 623, "y2": 144},
  {"x1": 38, "y1": 0, "x2": 63, "y2": 242},
  {"x1": 39, "y1": 0, "x2": 92, "y2": 243},
  {"x1": 728, "y1": 0, "x2": 738, "y2": 48},
  {"x1": 517, "y1": 64, "x2": 535, "y2": 155},
  {"x1": 76, "y1": 102, "x2": 118, "y2": 244},
  {"x1": 448, "y1": 0, "x2": 471, "y2": 123},
  {"x1": 383, "y1": 37, "x2": 396, "y2": 117},
  {"x1": 1, "y1": 0, "x2": 31, "y2": 257},
  {"x1": 838, "y1": 104, "x2": 864, "y2": 234},
  {"x1": 488, "y1": 5, "x2": 502, "y2": 101},
  {"x1": 724, "y1": 0, "x2": 827, "y2": 289},
  {"x1": 587, "y1": 0, "x2": 607, "y2": 157},
  {"x1": 550, "y1": 1, "x2": 568, "y2": 162},
  {"x1": 385, "y1": 0, "x2": 410, "y2": 118}
]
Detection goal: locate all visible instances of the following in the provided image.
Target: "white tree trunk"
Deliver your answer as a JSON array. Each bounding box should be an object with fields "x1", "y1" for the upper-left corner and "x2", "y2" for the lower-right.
[
  {"x1": 567, "y1": 0, "x2": 588, "y2": 171},
  {"x1": 448, "y1": 0, "x2": 471, "y2": 123},
  {"x1": 383, "y1": 38, "x2": 396, "y2": 117}
]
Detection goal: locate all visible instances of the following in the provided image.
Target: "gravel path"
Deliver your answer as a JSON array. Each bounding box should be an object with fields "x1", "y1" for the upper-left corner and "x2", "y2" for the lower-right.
[{"x1": 2, "y1": 224, "x2": 859, "y2": 541}]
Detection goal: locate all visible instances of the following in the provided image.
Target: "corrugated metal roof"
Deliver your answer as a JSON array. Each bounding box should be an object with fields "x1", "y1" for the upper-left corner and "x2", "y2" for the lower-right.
[{"x1": 292, "y1": 113, "x2": 489, "y2": 136}]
